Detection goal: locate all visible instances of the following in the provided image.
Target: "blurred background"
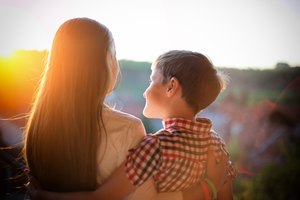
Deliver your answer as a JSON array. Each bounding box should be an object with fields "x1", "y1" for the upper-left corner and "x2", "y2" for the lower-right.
[{"x1": 1, "y1": 0, "x2": 300, "y2": 199}]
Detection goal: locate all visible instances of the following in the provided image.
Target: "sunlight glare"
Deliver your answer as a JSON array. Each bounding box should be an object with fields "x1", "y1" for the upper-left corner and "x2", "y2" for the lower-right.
[{"x1": 0, "y1": 4, "x2": 49, "y2": 57}]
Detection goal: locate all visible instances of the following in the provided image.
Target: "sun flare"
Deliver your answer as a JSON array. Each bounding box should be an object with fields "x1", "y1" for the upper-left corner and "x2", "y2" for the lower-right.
[{"x1": 0, "y1": 4, "x2": 50, "y2": 58}]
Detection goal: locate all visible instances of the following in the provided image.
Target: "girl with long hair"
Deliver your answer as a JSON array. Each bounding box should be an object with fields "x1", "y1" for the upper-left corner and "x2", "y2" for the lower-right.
[{"x1": 24, "y1": 18, "x2": 183, "y2": 199}]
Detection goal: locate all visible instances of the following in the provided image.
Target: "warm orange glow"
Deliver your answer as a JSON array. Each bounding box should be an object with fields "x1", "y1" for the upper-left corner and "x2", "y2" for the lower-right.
[{"x1": 0, "y1": 50, "x2": 48, "y2": 116}]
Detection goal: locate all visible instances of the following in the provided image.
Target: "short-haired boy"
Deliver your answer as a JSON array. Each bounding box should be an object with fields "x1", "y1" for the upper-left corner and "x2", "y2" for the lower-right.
[
  {"x1": 31, "y1": 50, "x2": 236, "y2": 200},
  {"x1": 126, "y1": 49, "x2": 236, "y2": 193}
]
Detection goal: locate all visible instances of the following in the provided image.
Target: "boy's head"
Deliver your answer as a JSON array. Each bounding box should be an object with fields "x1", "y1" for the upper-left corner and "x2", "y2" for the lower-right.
[{"x1": 153, "y1": 50, "x2": 227, "y2": 114}]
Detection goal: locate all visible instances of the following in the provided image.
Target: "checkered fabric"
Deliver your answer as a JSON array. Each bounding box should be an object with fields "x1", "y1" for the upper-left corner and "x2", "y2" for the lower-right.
[{"x1": 125, "y1": 118, "x2": 236, "y2": 192}]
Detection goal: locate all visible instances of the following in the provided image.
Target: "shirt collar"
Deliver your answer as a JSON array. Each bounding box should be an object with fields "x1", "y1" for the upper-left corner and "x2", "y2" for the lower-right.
[{"x1": 162, "y1": 118, "x2": 212, "y2": 134}]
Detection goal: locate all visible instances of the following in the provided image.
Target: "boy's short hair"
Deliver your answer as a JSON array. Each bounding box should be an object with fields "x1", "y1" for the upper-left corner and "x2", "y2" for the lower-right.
[{"x1": 154, "y1": 50, "x2": 228, "y2": 113}]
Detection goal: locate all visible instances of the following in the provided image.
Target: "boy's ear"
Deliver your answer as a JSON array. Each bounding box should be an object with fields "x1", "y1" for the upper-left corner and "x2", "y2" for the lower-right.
[{"x1": 166, "y1": 77, "x2": 180, "y2": 97}]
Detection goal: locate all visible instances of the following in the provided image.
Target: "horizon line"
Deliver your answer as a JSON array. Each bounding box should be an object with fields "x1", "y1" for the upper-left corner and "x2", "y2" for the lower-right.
[{"x1": 1, "y1": 48, "x2": 299, "y2": 70}]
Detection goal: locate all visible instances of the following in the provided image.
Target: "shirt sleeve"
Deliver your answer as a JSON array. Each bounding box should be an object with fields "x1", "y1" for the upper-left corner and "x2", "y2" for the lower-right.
[{"x1": 125, "y1": 134, "x2": 162, "y2": 187}]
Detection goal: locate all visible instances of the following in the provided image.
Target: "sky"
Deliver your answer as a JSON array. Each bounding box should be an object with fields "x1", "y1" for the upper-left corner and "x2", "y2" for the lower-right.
[{"x1": 0, "y1": 0, "x2": 300, "y2": 69}]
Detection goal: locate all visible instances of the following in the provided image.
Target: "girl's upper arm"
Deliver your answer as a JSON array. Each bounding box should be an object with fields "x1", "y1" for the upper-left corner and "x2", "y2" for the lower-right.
[
  {"x1": 155, "y1": 191, "x2": 183, "y2": 200},
  {"x1": 206, "y1": 148, "x2": 228, "y2": 190},
  {"x1": 94, "y1": 162, "x2": 136, "y2": 200},
  {"x1": 127, "y1": 178, "x2": 183, "y2": 200},
  {"x1": 206, "y1": 148, "x2": 234, "y2": 200}
]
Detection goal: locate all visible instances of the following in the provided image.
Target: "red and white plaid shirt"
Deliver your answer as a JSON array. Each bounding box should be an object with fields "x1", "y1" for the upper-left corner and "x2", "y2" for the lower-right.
[{"x1": 125, "y1": 118, "x2": 236, "y2": 192}]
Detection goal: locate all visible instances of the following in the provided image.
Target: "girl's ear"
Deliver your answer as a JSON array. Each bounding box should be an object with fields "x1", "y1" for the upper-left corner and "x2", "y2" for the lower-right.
[{"x1": 166, "y1": 77, "x2": 180, "y2": 97}]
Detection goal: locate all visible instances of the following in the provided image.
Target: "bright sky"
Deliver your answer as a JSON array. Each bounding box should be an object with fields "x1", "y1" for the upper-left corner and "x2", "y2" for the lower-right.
[{"x1": 0, "y1": 0, "x2": 300, "y2": 68}]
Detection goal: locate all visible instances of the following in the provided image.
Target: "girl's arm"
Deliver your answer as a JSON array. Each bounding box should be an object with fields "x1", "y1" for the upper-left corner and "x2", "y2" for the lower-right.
[
  {"x1": 30, "y1": 162, "x2": 201, "y2": 200},
  {"x1": 180, "y1": 148, "x2": 230, "y2": 200},
  {"x1": 29, "y1": 162, "x2": 135, "y2": 200},
  {"x1": 181, "y1": 178, "x2": 233, "y2": 200},
  {"x1": 92, "y1": 162, "x2": 136, "y2": 199},
  {"x1": 30, "y1": 162, "x2": 183, "y2": 200},
  {"x1": 30, "y1": 150, "x2": 229, "y2": 200},
  {"x1": 206, "y1": 148, "x2": 234, "y2": 200},
  {"x1": 217, "y1": 180, "x2": 233, "y2": 200}
]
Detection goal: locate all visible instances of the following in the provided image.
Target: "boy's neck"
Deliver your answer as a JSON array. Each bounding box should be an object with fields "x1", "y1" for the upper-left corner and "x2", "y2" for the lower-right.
[
  {"x1": 163, "y1": 103, "x2": 196, "y2": 121},
  {"x1": 162, "y1": 84, "x2": 197, "y2": 121},
  {"x1": 163, "y1": 115, "x2": 196, "y2": 121}
]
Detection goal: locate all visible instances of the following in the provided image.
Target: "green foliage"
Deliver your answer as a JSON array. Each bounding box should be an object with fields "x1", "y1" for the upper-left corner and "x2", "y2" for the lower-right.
[
  {"x1": 249, "y1": 139, "x2": 300, "y2": 200},
  {"x1": 1, "y1": 51, "x2": 300, "y2": 199},
  {"x1": 220, "y1": 67, "x2": 300, "y2": 105},
  {"x1": 119, "y1": 59, "x2": 151, "y2": 69}
]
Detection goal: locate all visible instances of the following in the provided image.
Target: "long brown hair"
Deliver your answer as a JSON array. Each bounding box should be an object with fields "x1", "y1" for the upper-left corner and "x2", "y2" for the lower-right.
[{"x1": 24, "y1": 18, "x2": 119, "y2": 191}]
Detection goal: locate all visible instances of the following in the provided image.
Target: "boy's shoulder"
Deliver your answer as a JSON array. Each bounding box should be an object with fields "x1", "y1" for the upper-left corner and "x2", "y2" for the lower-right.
[
  {"x1": 140, "y1": 129, "x2": 171, "y2": 144},
  {"x1": 149, "y1": 128, "x2": 183, "y2": 141},
  {"x1": 153, "y1": 128, "x2": 173, "y2": 136},
  {"x1": 209, "y1": 129, "x2": 224, "y2": 141},
  {"x1": 152, "y1": 127, "x2": 223, "y2": 143}
]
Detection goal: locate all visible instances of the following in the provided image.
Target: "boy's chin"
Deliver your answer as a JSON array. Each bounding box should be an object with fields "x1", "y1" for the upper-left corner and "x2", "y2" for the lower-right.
[
  {"x1": 143, "y1": 109, "x2": 156, "y2": 119},
  {"x1": 143, "y1": 114, "x2": 161, "y2": 119},
  {"x1": 143, "y1": 112, "x2": 151, "y2": 118}
]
